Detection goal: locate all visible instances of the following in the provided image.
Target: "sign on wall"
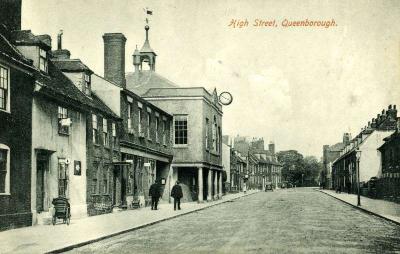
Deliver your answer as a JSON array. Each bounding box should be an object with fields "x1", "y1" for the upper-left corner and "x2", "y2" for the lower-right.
[{"x1": 74, "y1": 160, "x2": 81, "y2": 175}]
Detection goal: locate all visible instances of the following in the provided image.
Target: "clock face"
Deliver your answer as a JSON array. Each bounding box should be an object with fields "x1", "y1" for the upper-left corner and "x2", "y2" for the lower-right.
[{"x1": 219, "y1": 91, "x2": 233, "y2": 105}]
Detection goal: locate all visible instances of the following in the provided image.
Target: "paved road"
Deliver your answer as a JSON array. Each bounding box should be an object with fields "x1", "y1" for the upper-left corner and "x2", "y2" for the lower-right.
[{"x1": 67, "y1": 188, "x2": 400, "y2": 254}]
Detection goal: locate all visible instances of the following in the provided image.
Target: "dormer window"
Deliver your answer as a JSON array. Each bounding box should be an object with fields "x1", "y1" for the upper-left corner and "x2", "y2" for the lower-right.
[
  {"x1": 39, "y1": 48, "x2": 48, "y2": 72},
  {"x1": 83, "y1": 73, "x2": 91, "y2": 96}
]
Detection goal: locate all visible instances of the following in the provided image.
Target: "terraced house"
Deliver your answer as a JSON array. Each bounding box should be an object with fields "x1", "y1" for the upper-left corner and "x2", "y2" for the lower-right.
[{"x1": 9, "y1": 29, "x2": 121, "y2": 223}]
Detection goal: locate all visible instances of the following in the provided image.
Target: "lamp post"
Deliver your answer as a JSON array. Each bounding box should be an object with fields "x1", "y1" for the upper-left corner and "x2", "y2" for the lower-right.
[{"x1": 356, "y1": 149, "x2": 362, "y2": 206}]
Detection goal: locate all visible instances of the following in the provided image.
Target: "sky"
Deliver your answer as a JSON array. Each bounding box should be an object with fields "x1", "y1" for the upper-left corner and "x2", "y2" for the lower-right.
[{"x1": 22, "y1": 0, "x2": 400, "y2": 158}]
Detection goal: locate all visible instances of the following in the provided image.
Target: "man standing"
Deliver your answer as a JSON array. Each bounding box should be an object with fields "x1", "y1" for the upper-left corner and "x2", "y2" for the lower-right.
[
  {"x1": 149, "y1": 179, "x2": 161, "y2": 210},
  {"x1": 171, "y1": 181, "x2": 183, "y2": 210}
]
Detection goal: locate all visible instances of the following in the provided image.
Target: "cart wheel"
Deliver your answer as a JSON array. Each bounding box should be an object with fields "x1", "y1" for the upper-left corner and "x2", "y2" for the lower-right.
[{"x1": 52, "y1": 216, "x2": 56, "y2": 225}]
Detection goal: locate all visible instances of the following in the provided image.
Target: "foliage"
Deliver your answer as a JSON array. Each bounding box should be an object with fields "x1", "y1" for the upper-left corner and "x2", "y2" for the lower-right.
[{"x1": 277, "y1": 150, "x2": 322, "y2": 187}]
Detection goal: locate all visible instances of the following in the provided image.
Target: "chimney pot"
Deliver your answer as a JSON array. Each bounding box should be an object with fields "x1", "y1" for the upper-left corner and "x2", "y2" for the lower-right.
[
  {"x1": 394, "y1": 105, "x2": 397, "y2": 110},
  {"x1": 57, "y1": 30, "x2": 63, "y2": 50},
  {"x1": 389, "y1": 104, "x2": 392, "y2": 110}
]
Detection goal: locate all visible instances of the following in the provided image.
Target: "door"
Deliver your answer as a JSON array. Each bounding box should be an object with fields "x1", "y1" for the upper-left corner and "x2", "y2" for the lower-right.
[
  {"x1": 113, "y1": 166, "x2": 119, "y2": 206},
  {"x1": 36, "y1": 160, "x2": 46, "y2": 212},
  {"x1": 121, "y1": 168, "x2": 127, "y2": 205}
]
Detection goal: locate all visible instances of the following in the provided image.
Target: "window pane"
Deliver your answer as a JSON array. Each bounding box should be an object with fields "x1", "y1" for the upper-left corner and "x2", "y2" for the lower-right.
[
  {"x1": 0, "y1": 149, "x2": 7, "y2": 193},
  {"x1": 174, "y1": 116, "x2": 188, "y2": 145},
  {"x1": 103, "y1": 119, "x2": 108, "y2": 133},
  {"x1": 92, "y1": 114, "x2": 97, "y2": 129}
]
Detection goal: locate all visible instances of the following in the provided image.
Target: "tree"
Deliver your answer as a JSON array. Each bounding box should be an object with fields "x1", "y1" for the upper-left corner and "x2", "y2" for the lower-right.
[
  {"x1": 276, "y1": 150, "x2": 304, "y2": 185},
  {"x1": 277, "y1": 151, "x2": 322, "y2": 187}
]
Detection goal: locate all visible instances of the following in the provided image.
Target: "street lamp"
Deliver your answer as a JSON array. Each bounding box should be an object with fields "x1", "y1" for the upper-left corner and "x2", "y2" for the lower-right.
[{"x1": 355, "y1": 149, "x2": 362, "y2": 206}]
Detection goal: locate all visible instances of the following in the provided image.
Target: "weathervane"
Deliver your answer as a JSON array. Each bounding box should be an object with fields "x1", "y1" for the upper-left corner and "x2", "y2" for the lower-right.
[{"x1": 143, "y1": 7, "x2": 153, "y2": 24}]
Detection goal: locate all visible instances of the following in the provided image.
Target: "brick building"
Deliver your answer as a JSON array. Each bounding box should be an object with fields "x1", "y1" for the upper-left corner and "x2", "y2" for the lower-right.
[
  {"x1": 233, "y1": 136, "x2": 283, "y2": 189},
  {"x1": 92, "y1": 33, "x2": 173, "y2": 208},
  {"x1": 0, "y1": 11, "x2": 36, "y2": 230}
]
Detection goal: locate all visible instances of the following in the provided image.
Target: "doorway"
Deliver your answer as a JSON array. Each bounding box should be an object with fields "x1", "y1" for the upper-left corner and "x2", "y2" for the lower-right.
[{"x1": 36, "y1": 158, "x2": 48, "y2": 213}]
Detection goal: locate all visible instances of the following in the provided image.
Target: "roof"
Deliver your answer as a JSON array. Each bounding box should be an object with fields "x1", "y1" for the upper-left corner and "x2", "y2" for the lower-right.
[
  {"x1": 328, "y1": 142, "x2": 345, "y2": 152},
  {"x1": 122, "y1": 88, "x2": 172, "y2": 118},
  {"x1": 52, "y1": 59, "x2": 93, "y2": 73},
  {"x1": 36, "y1": 61, "x2": 119, "y2": 119},
  {"x1": 379, "y1": 131, "x2": 400, "y2": 150},
  {"x1": 11, "y1": 30, "x2": 51, "y2": 49},
  {"x1": 0, "y1": 30, "x2": 35, "y2": 70},
  {"x1": 140, "y1": 38, "x2": 156, "y2": 54},
  {"x1": 125, "y1": 71, "x2": 178, "y2": 96}
]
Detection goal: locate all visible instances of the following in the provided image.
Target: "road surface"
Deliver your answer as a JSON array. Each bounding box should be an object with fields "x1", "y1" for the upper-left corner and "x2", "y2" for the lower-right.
[{"x1": 67, "y1": 188, "x2": 400, "y2": 254}]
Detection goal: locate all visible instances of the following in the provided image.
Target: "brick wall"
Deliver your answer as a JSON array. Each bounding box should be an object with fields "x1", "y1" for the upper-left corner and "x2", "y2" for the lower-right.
[{"x1": 0, "y1": 66, "x2": 34, "y2": 230}]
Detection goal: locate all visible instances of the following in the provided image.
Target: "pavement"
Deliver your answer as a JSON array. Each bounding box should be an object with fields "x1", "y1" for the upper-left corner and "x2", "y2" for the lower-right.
[
  {"x1": 0, "y1": 190, "x2": 258, "y2": 254},
  {"x1": 319, "y1": 189, "x2": 400, "y2": 225},
  {"x1": 66, "y1": 188, "x2": 400, "y2": 254}
]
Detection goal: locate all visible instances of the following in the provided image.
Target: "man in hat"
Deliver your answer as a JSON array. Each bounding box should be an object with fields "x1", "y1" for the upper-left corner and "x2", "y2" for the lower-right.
[
  {"x1": 149, "y1": 179, "x2": 162, "y2": 210},
  {"x1": 171, "y1": 180, "x2": 183, "y2": 210}
]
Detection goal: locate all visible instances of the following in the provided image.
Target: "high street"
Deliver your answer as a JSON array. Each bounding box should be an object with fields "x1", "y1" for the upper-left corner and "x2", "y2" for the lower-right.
[{"x1": 67, "y1": 188, "x2": 400, "y2": 254}]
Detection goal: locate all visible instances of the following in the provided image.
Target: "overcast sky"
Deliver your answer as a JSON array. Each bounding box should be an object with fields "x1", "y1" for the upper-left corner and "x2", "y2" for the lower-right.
[{"x1": 22, "y1": 0, "x2": 400, "y2": 158}]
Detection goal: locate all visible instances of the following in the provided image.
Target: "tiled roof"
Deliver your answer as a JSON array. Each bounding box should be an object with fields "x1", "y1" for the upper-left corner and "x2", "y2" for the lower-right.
[
  {"x1": 125, "y1": 71, "x2": 177, "y2": 96},
  {"x1": 52, "y1": 59, "x2": 93, "y2": 73},
  {"x1": 0, "y1": 31, "x2": 35, "y2": 69},
  {"x1": 11, "y1": 30, "x2": 51, "y2": 49},
  {"x1": 36, "y1": 61, "x2": 119, "y2": 119}
]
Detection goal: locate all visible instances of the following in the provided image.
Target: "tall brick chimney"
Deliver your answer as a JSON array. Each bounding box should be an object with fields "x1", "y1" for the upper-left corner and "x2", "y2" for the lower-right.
[
  {"x1": 0, "y1": 0, "x2": 22, "y2": 31},
  {"x1": 103, "y1": 33, "x2": 126, "y2": 87}
]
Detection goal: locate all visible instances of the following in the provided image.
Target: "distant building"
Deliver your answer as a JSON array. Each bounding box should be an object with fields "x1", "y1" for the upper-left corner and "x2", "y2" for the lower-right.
[
  {"x1": 222, "y1": 143, "x2": 231, "y2": 193},
  {"x1": 321, "y1": 135, "x2": 347, "y2": 189},
  {"x1": 233, "y1": 135, "x2": 282, "y2": 189}
]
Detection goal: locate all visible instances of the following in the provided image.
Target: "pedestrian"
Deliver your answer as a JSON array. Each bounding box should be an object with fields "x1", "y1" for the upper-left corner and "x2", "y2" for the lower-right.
[
  {"x1": 243, "y1": 183, "x2": 247, "y2": 194},
  {"x1": 171, "y1": 180, "x2": 183, "y2": 210},
  {"x1": 149, "y1": 179, "x2": 162, "y2": 210}
]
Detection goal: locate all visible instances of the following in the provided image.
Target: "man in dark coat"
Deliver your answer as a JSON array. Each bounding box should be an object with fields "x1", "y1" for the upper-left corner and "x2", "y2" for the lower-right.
[
  {"x1": 149, "y1": 179, "x2": 162, "y2": 210},
  {"x1": 171, "y1": 181, "x2": 183, "y2": 210}
]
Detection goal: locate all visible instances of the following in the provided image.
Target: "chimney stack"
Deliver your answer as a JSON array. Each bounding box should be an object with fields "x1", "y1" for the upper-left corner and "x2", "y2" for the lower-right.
[
  {"x1": 50, "y1": 30, "x2": 71, "y2": 60},
  {"x1": 57, "y1": 30, "x2": 63, "y2": 50},
  {"x1": 103, "y1": 33, "x2": 126, "y2": 88},
  {"x1": 268, "y1": 142, "x2": 275, "y2": 155},
  {"x1": 387, "y1": 104, "x2": 397, "y2": 120}
]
